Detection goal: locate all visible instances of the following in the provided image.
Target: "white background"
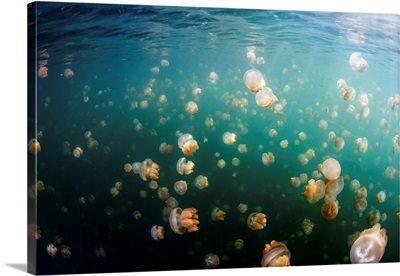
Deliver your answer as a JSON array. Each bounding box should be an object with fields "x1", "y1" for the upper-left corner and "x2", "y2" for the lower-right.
[{"x1": 0, "y1": 0, "x2": 398, "y2": 276}]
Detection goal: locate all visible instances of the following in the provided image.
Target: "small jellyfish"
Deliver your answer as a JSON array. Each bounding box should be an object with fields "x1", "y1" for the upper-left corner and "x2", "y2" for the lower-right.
[
  {"x1": 178, "y1": 133, "x2": 199, "y2": 156},
  {"x1": 356, "y1": 137, "x2": 368, "y2": 153},
  {"x1": 124, "y1": 163, "x2": 132, "y2": 173},
  {"x1": 217, "y1": 159, "x2": 226, "y2": 169},
  {"x1": 63, "y1": 68, "x2": 74, "y2": 79},
  {"x1": 290, "y1": 177, "x2": 301, "y2": 188},
  {"x1": 169, "y1": 207, "x2": 200, "y2": 234},
  {"x1": 324, "y1": 176, "x2": 344, "y2": 202},
  {"x1": 262, "y1": 152, "x2": 275, "y2": 166},
  {"x1": 261, "y1": 240, "x2": 291, "y2": 267},
  {"x1": 222, "y1": 132, "x2": 236, "y2": 145},
  {"x1": 280, "y1": 140, "x2": 289, "y2": 149},
  {"x1": 203, "y1": 253, "x2": 220, "y2": 268},
  {"x1": 151, "y1": 66, "x2": 160, "y2": 74},
  {"x1": 354, "y1": 195, "x2": 368, "y2": 212},
  {"x1": 174, "y1": 180, "x2": 188, "y2": 195},
  {"x1": 377, "y1": 191, "x2": 386, "y2": 203},
  {"x1": 165, "y1": 196, "x2": 179, "y2": 209},
  {"x1": 297, "y1": 153, "x2": 309, "y2": 166},
  {"x1": 320, "y1": 158, "x2": 341, "y2": 181},
  {"x1": 28, "y1": 138, "x2": 41, "y2": 155},
  {"x1": 132, "y1": 210, "x2": 142, "y2": 220},
  {"x1": 194, "y1": 175, "x2": 208, "y2": 190},
  {"x1": 301, "y1": 219, "x2": 314, "y2": 235},
  {"x1": 60, "y1": 245, "x2": 72, "y2": 259},
  {"x1": 255, "y1": 87, "x2": 278, "y2": 109},
  {"x1": 304, "y1": 179, "x2": 325, "y2": 204},
  {"x1": 72, "y1": 146, "x2": 83, "y2": 158},
  {"x1": 237, "y1": 144, "x2": 248, "y2": 153},
  {"x1": 238, "y1": 203, "x2": 248, "y2": 214},
  {"x1": 349, "y1": 52, "x2": 368, "y2": 72},
  {"x1": 334, "y1": 137, "x2": 345, "y2": 151},
  {"x1": 185, "y1": 101, "x2": 199, "y2": 115},
  {"x1": 243, "y1": 69, "x2": 266, "y2": 92},
  {"x1": 211, "y1": 207, "x2": 226, "y2": 221},
  {"x1": 367, "y1": 209, "x2": 381, "y2": 226},
  {"x1": 139, "y1": 158, "x2": 160, "y2": 181},
  {"x1": 384, "y1": 166, "x2": 396, "y2": 180},
  {"x1": 340, "y1": 85, "x2": 356, "y2": 101},
  {"x1": 46, "y1": 243, "x2": 58, "y2": 257},
  {"x1": 232, "y1": 157, "x2": 240, "y2": 166},
  {"x1": 160, "y1": 59, "x2": 169, "y2": 67},
  {"x1": 38, "y1": 66, "x2": 48, "y2": 78},
  {"x1": 159, "y1": 142, "x2": 173, "y2": 154},
  {"x1": 247, "y1": 212, "x2": 267, "y2": 230},
  {"x1": 349, "y1": 179, "x2": 361, "y2": 192},
  {"x1": 176, "y1": 157, "x2": 194, "y2": 175},
  {"x1": 321, "y1": 200, "x2": 339, "y2": 221},
  {"x1": 234, "y1": 239, "x2": 244, "y2": 250},
  {"x1": 209, "y1": 71, "x2": 219, "y2": 84},
  {"x1": 132, "y1": 162, "x2": 141, "y2": 174},
  {"x1": 318, "y1": 120, "x2": 328, "y2": 131},
  {"x1": 350, "y1": 223, "x2": 387, "y2": 263},
  {"x1": 150, "y1": 225, "x2": 165, "y2": 241},
  {"x1": 298, "y1": 132, "x2": 307, "y2": 141}
]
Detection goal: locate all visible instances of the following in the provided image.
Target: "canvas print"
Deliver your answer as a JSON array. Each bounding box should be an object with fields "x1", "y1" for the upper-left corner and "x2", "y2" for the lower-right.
[{"x1": 27, "y1": 1, "x2": 400, "y2": 275}]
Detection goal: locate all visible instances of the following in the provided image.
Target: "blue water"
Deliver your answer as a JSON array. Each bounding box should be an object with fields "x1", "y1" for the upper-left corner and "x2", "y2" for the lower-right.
[{"x1": 28, "y1": 2, "x2": 399, "y2": 274}]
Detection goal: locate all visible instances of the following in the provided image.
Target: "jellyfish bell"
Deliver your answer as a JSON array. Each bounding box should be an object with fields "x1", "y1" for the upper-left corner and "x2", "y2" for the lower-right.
[
  {"x1": 169, "y1": 207, "x2": 200, "y2": 235},
  {"x1": 356, "y1": 137, "x2": 368, "y2": 153},
  {"x1": 302, "y1": 219, "x2": 314, "y2": 235},
  {"x1": 350, "y1": 223, "x2": 387, "y2": 263},
  {"x1": 194, "y1": 175, "x2": 208, "y2": 190},
  {"x1": 46, "y1": 243, "x2": 58, "y2": 257},
  {"x1": 178, "y1": 133, "x2": 199, "y2": 156},
  {"x1": 243, "y1": 69, "x2": 266, "y2": 92},
  {"x1": 222, "y1": 132, "x2": 236, "y2": 145},
  {"x1": 174, "y1": 180, "x2": 188, "y2": 195},
  {"x1": 211, "y1": 207, "x2": 226, "y2": 221},
  {"x1": 247, "y1": 212, "x2": 267, "y2": 230},
  {"x1": 320, "y1": 158, "x2": 341, "y2": 181},
  {"x1": 304, "y1": 179, "x2": 325, "y2": 204},
  {"x1": 203, "y1": 253, "x2": 220, "y2": 268},
  {"x1": 139, "y1": 158, "x2": 160, "y2": 181},
  {"x1": 255, "y1": 87, "x2": 278, "y2": 109},
  {"x1": 63, "y1": 68, "x2": 74, "y2": 79},
  {"x1": 349, "y1": 52, "x2": 368, "y2": 72},
  {"x1": 261, "y1": 240, "x2": 291, "y2": 267},
  {"x1": 321, "y1": 200, "x2": 339, "y2": 221},
  {"x1": 28, "y1": 138, "x2": 41, "y2": 155},
  {"x1": 324, "y1": 176, "x2": 344, "y2": 202},
  {"x1": 150, "y1": 225, "x2": 165, "y2": 241},
  {"x1": 176, "y1": 157, "x2": 194, "y2": 175},
  {"x1": 185, "y1": 101, "x2": 199, "y2": 115}
]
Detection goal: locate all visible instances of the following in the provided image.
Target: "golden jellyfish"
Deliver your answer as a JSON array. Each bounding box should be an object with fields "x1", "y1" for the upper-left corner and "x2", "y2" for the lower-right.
[
  {"x1": 350, "y1": 223, "x2": 387, "y2": 263},
  {"x1": 157, "y1": 187, "x2": 170, "y2": 201},
  {"x1": 367, "y1": 209, "x2": 381, "y2": 226},
  {"x1": 209, "y1": 71, "x2": 219, "y2": 84},
  {"x1": 176, "y1": 157, "x2": 194, "y2": 175},
  {"x1": 354, "y1": 195, "x2": 368, "y2": 212},
  {"x1": 165, "y1": 196, "x2": 179, "y2": 209},
  {"x1": 238, "y1": 144, "x2": 248, "y2": 153},
  {"x1": 234, "y1": 239, "x2": 244, "y2": 250},
  {"x1": 261, "y1": 240, "x2": 291, "y2": 267},
  {"x1": 321, "y1": 200, "x2": 339, "y2": 221},
  {"x1": 349, "y1": 52, "x2": 368, "y2": 72},
  {"x1": 46, "y1": 243, "x2": 58, "y2": 257},
  {"x1": 140, "y1": 100, "x2": 149, "y2": 109},
  {"x1": 262, "y1": 152, "x2": 275, "y2": 166},
  {"x1": 150, "y1": 225, "x2": 165, "y2": 241},
  {"x1": 185, "y1": 101, "x2": 199, "y2": 115},
  {"x1": 110, "y1": 187, "x2": 120, "y2": 197},
  {"x1": 138, "y1": 158, "x2": 160, "y2": 181},
  {"x1": 203, "y1": 253, "x2": 220, "y2": 268},
  {"x1": 297, "y1": 153, "x2": 309, "y2": 166},
  {"x1": 238, "y1": 203, "x2": 248, "y2": 214},
  {"x1": 328, "y1": 131, "x2": 336, "y2": 141},
  {"x1": 211, "y1": 207, "x2": 226, "y2": 221},
  {"x1": 320, "y1": 158, "x2": 341, "y2": 181},
  {"x1": 377, "y1": 191, "x2": 386, "y2": 203},
  {"x1": 169, "y1": 207, "x2": 200, "y2": 234},
  {"x1": 132, "y1": 210, "x2": 142, "y2": 220},
  {"x1": 280, "y1": 139, "x2": 289, "y2": 149},
  {"x1": 358, "y1": 93, "x2": 369, "y2": 109},
  {"x1": 151, "y1": 66, "x2": 160, "y2": 74},
  {"x1": 87, "y1": 138, "x2": 99, "y2": 150},
  {"x1": 318, "y1": 119, "x2": 328, "y2": 131},
  {"x1": 302, "y1": 218, "x2": 314, "y2": 235},
  {"x1": 348, "y1": 232, "x2": 361, "y2": 248},
  {"x1": 28, "y1": 224, "x2": 41, "y2": 240},
  {"x1": 174, "y1": 180, "x2": 188, "y2": 195},
  {"x1": 243, "y1": 69, "x2": 266, "y2": 92},
  {"x1": 132, "y1": 162, "x2": 141, "y2": 174},
  {"x1": 334, "y1": 137, "x2": 345, "y2": 151},
  {"x1": 384, "y1": 166, "x2": 396, "y2": 180},
  {"x1": 28, "y1": 138, "x2": 41, "y2": 155},
  {"x1": 304, "y1": 179, "x2": 325, "y2": 204},
  {"x1": 324, "y1": 176, "x2": 344, "y2": 202},
  {"x1": 356, "y1": 137, "x2": 368, "y2": 153},
  {"x1": 268, "y1": 129, "x2": 278, "y2": 138},
  {"x1": 63, "y1": 68, "x2": 74, "y2": 79},
  {"x1": 232, "y1": 157, "x2": 240, "y2": 166},
  {"x1": 159, "y1": 142, "x2": 173, "y2": 154},
  {"x1": 336, "y1": 79, "x2": 347, "y2": 89},
  {"x1": 217, "y1": 159, "x2": 226, "y2": 169},
  {"x1": 247, "y1": 212, "x2": 267, "y2": 230},
  {"x1": 256, "y1": 56, "x2": 265, "y2": 64},
  {"x1": 298, "y1": 131, "x2": 307, "y2": 141},
  {"x1": 38, "y1": 66, "x2": 48, "y2": 78},
  {"x1": 123, "y1": 163, "x2": 132, "y2": 173},
  {"x1": 312, "y1": 170, "x2": 322, "y2": 180},
  {"x1": 340, "y1": 85, "x2": 356, "y2": 101},
  {"x1": 194, "y1": 175, "x2": 208, "y2": 190},
  {"x1": 72, "y1": 146, "x2": 83, "y2": 158},
  {"x1": 147, "y1": 180, "x2": 158, "y2": 190},
  {"x1": 60, "y1": 245, "x2": 72, "y2": 259},
  {"x1": 380, "y1": 118, "x2": 388, "y2": 129},
  {"x1": 349, "y1": 179, "x2": 361, "y2": 192},
  {"x1": 255, "y1": 87, "x2": 278, "y2": 109},
  {"x1": 222, "y1": 132, "x2": 236, "y2": 145},
  {"x1": 290, "y1": 177, "x2": 301, "y2": 188},
  {"x1": 299, "y1": 173, "x2": 308, "y2": 184},
  {"x1": 178, "y1": 133, "x2": 199, "y2": 156},
  {"x1": 160, "y1": 59, "x2": 169, "y2": 67},
  {"x1": 193, "y1": 87, "x2": 202, "y2": 95},
  {"x1": 347, "y1": 104, "x2": 355, "y2": 114}
]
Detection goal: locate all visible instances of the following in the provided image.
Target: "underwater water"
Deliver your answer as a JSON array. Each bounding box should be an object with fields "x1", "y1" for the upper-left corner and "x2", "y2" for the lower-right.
[{"x1": 27, "y1": 2, "x2": 400, "y2": 274}]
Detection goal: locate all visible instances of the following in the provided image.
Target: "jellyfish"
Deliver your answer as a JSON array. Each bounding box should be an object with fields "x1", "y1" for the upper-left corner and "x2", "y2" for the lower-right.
[
  {"x1": 302, "y1": 219, "x2": 314, "y2": 235},
  {"x1": 209, "y1": 71, "x2": 219, "y2": 84},
  {"x1": 384, "y1": 166, "x2": 396, "y2": 179},
  {"x1": 377, "y1": 191, "x2": 386, "y2": 203},
  {"x1": 150, "y1": 225, "x2": 165, "y2": 241},
  {"x1": 238, "y1": 144, "x2": 248, "y2": 153},
  {"x1": 232, "y1": 157, "x2": 240, "y2": 166},
  {"x1": 203, "y1": 253, "x2": 220, "y2": 268},
  {"x1": 72, "y1": 146, "x2": 83, "y2": 158},
  {"x1": 318, "y1": 120, "x2": 328, "y2": 131},
  {"x1": 211, "y1": 207, "x2": 226, "y2": 221},
  {"x1": 160, "y1": 59, "x2": 169, "y2": 67},
  {"x1": 356, "y1": 137, "x2": 368, "y2": 153},
  {"x1": 222, "y1": 132, "x2": 236, "y2": 145},
  {"x1": 304, "y1": 179, "x2": 325, "y2": 204},
  {"x1": 28, "y1": 138, "x2": 41, "y2": 155},
  {"x1": 290, "y1": 177, "x2": 301, "y2": 188},
  {"x1": 165, "y1": 196, "x2": 179, "y2": 209},
  {"x1": 87, "y1": 138, "x2": 99, "y2": 150},
  {"x1": 38, "y1": 66, "x2": 48, "y2": 78},
  {"x1": 194, "y1": 175, "x2": 208, "y2": 190},
  {"x1": 328, "y1": 131, "x2": 336, "y2": 141},
  {"x1": 334, "y1": 137, "x2": 345, "y2": 151},
  {"x1": 297, "y1": 153, "x2": 309, "y2": 166},
  {"x1": 262, "y1": 152, "x2": 275, "y2": 166},
  {"x1": 324, "y1": 176, "x2": 344, "y2": 202},
  {"x1": 169, "y1": 207, "x2": 200, "y2": 234},
  {"x1": 243, "y1": 69, "x2": 266, "y2": 92},
  {"x1": 60, "y1": 245, "x2": 72, "y2": 259},
  {"x1": 349, "y1": 179, "x2": 361, "y2": 192},
  {"x1": 255, "y1": 87, "x2": 278, "y2": 109},
  {"x1": 280, "y1": 140, "x2": 289, "y2": 149},
  {"x1": 132, "y1": 210, "x2": 142, "y2": 220},
  {"x1": 174, "y1": 180, "x2": 188, "y2": 195},
  {"x1": 193, "y1": 87, "x2": 202, "y2": 95},
  {"x1": 46, "y1": 243, "x2": 58, "y2": 257},
  {"x1": 337, "y1": 79, "x2": 347, "y2": 89},
  {"x1": 261, "y1": 240, "x2": 291, "y2": 267},
  {"x1": 298, "y1": 132, "x2": 307, "y2": 141},
  {"x1": 63, "y1": 68, "x2": 74, "y2": 79},
  {"x1": 217, "y1": 159, "x2": 226, "y2": 169},
  {"x1": 238, "y1": 203, "x2": 248, "y2": 214},
  {"x1": 367, "y1": 209, "x2": 381, "y2": 226},
  {"x1": 349, "y1": 52, "x2": 368, "y2": 72},
  {"x1": 358, "y1": 93, "x2": 369, "y2": 109},
  {"x1": 321, "y1": 200, "x2": 339, "y2": 221},
  {"x1": 151, "y1": 66, "x2": 160, "y2": 74},
  {"x1": 159, "y1": 142, "x2": 173, "y2": 154},
  {"x1": 354, "y1": 195, "x2": 368, "y2": 212},
  {"x1": 124, "y1": 163, "x2": 132, "y2": 173},
  {"x1": 139, "y1": 158, "x2": 160, "y2": 181},
  {"x1": 247, "y1": 212, "x2": 267, "y2": 230},
  {"x1": 350, "y1": 223, "x2": 387, "y2": 263},
  {"x1": 176, "y1": 157, "x2": 194, "y2": 175},
  {"x1": 234, "y1": 239, "x2": 244, "y2": 250},
  {"x1": 340, "y1": 85, "x2": 356, "y2": 101},
  {"x1": 268, "y1": 129, "x2": 278, "y2": 138},
  {"x1": 157, "y1": 187, "x2": 170, "y2": 201},
  {"x1": 185, "y1": 101, "x2": 199, "y2": 115},
  {"x1": 178, "y1": 133, "x2": 199, "y2": 156},
  {"x1": 132, "y1": 162, "x2": 141, "y2": 174},
  {"x1": 320, "y1": 158, "x2": 341, "y2": 181}
]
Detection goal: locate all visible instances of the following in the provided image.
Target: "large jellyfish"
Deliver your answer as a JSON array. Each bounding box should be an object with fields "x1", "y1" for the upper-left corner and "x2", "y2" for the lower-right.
[
  {"x1": 261, "y1": 240, "x2": 291, "y2": 267},
  {"x1": 176, "y1": 157, "x2": 195, "y2": 175},
  {"x1": 320, "y1": 158, "x2": 341, "y2": 181},
  {"x1": 255, "y1": 87, "x2": 278, "y2": 109},
  {"x1": 169, "y1": 207, "x2": 200, "y2": 234},
  {"x1": 178, "y1": 133, "x2": 199, "y2": 156},
  {"x1": 139, "y1": 158, "x2": 160, "y2": 181},
  {"x1": 304, "y1": 179, "x2": 325, "y2": 204},
  {"x1": 243, "y1": 69, "x2": 266, "y2": 92},
  {"x1": 349, "y1": 52, "x2": 368, "y2": 72},
  {"x1": 247, "y1": 212, "x2": 267, "y2": 230}
]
